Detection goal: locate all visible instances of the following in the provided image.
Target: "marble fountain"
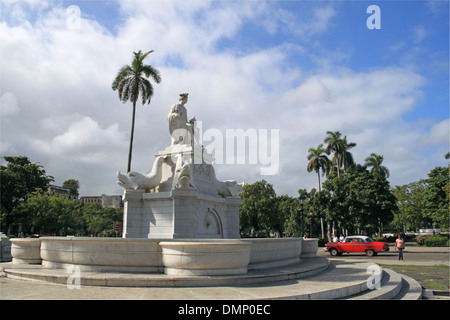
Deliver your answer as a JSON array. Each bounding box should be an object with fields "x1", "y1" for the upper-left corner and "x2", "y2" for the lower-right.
[{"x1": 5, "y1": 93, "x2": 321, "y2": 287}]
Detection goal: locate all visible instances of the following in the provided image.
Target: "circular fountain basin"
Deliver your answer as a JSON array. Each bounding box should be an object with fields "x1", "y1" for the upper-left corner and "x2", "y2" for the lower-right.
[
  {"x1": 40, "y1": 237, "x2": 162, "y2": 272},
  {"x1": 159, "y1": 239, "x2": 251, "y2": 276},
  {"x1": 8, "y1": 237, "x2": 313, "y2": 279},
  {"x1": 10, "y1": 238, "x2": 41, "y2": 264},
  {"x1": 301, "y1": 238, "x2": 319, "y2": 258},
  {"x1": 243, "y1": 238, "x2": 302, "y2": 270}
]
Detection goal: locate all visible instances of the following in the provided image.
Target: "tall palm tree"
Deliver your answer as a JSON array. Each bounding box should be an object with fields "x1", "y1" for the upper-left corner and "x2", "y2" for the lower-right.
[
  {"x1": 112, "y1": 50, "x2": 161, "y2": 173},
  {"x1": 364, "y1": 153, "x2": 390, "y2": 178},
  {"x1": 324, "y1": 131, "x2": 356, "y2": 176},
  {"x1": 341, "y1": 135, "x2": 357, "y2": 170},
  {"x1": 324, "y1": 131, "x2": 344, "y2": 177},
  {"x1": 307, "y1": 144, "x2": 331, "y2": 191}
]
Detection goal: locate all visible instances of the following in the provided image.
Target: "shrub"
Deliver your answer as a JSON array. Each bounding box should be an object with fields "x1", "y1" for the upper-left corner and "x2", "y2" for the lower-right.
[
  {"x1": 101, "y1": 229, "x2": 122, "y2": 237},
  {"x1": 424, "y1": 235, "x2": 450, "y2": 247},
  {"x1": 416, "y1": 237, "x2": 426, "y2": 246}
]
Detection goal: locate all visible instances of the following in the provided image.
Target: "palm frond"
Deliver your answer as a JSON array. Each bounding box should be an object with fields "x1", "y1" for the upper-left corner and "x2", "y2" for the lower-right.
[
  {"x1": 364, "y1": 153, "x2": 390, "y2": 178},
  {"x1": 139, "y1": 78, "x2": 154, "y2": 105},
  {"x1": 141, "y1": 65, "x2": 162, "y2": 83}
]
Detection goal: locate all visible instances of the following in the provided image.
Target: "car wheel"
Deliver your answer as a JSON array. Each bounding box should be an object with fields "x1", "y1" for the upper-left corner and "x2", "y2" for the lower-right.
[
  {"x1": 365, "y1": 249, "x2": 375, "y2": 256},
  {"x1": 329, "y1": 248, "x2": 339, "y2": 256}
]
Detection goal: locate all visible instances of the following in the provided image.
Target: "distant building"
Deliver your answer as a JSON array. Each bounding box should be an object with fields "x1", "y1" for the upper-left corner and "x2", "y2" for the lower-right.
[
  {"x1": 47, "y1": 184, "x2": 78, "y2": 200},
  {"x1": 79, "y1": 196, "x2": 102, "y2": 205},
  {"x1": 47, "y1": 184, "x2": 122, "y2": 209},
  {"x1": 101, "y1": 194, "x2": 123, "y2": 208},
  {"x1": 79, "y1": 195, "x2": 123, "y2": 209}
]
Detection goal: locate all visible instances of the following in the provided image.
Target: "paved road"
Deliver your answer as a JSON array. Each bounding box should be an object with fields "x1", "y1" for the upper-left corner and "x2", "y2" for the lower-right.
[{"x1": 317, "y1": 246, "x2": 450, "y2": 266}]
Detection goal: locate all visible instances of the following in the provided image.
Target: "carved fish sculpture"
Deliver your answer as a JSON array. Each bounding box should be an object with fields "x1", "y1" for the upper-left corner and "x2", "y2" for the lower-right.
[{"x1": 116, "y1": 156, "x2": 165, "y2": 191}]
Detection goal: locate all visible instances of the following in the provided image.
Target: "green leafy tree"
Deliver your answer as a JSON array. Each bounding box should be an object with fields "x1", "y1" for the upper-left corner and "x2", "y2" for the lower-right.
[
  {"x1": 321, "y1": 165, "x2": 396, "y2": 237},
  {"x1": 422, "y1": 166, "x2": 449, "y2": 230},
  {"x1": 391, "y1": 181, "x2": 428, "y2": 232},
  {"x1": 0, "y1": 156, "x2": 54, "y2": 232},
  {"x1": 239, "y1": 180, "x2": 280, "y2": 236},
  {"x1": 112, "y1": 50, "x2": 162, "y2": 173},
  {"x1": 11, "y1": 192, "x2": 80, "y2": 235},
  {"x1": 81, "y1": 202, "x2": 122, "y2": 236},
  {"x1": 278, "y1": 195, "x2": 300, "y2": 236},
  {"x1": 308, "y1": 188, "x2": 331, "y2": 240},
  {"x1": 62, "y1": 179, "x2": 80, "y2": 198}
]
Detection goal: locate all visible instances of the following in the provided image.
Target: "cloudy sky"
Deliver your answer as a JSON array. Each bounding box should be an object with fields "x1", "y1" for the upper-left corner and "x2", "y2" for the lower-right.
[{"x1": 1, "y1": 0, "x2": 448, "y2": 197}]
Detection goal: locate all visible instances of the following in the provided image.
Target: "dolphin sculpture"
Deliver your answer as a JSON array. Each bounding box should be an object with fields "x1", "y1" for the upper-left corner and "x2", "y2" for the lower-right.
[
  {"x1": 116, "y1": 156, "x2": 165, "y2": 191},
  {"x1": 210, "y1": 165, "x2": 244, "y2": 197}
]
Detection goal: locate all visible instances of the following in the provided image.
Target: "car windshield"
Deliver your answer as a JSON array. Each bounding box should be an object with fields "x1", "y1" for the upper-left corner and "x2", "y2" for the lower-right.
[{"x1": 365, "y1": 237, "x2": 374, "y2": 243}]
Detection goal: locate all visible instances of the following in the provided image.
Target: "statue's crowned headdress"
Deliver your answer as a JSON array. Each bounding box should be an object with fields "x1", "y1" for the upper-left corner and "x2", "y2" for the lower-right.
[{"x1": 179, "y1": 93, "x2": 189, "y2": 100}]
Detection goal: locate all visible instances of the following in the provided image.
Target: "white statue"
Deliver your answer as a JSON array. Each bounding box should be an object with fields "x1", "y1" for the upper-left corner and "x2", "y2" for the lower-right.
[
  {"x1": 167, "y1": 93, "x2": 196, "y2": 146},
  {"x1": 117, "y1": 93, "x2": 243, "y2": 198}
]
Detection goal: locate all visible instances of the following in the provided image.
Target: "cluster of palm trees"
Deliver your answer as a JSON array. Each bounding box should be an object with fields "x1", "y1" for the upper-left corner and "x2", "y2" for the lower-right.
[{"x1": 307, "y1": 131, "x2": 389, "y2": 190}]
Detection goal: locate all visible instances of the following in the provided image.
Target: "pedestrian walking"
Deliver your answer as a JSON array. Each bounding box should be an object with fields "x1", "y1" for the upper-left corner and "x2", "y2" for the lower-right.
[{"x1": 395, "y1": 234, "x2": 405, "y2": 261}]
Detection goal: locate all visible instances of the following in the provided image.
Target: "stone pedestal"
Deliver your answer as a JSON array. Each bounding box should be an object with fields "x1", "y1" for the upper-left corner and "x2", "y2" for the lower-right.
[
  {"x1": 0, "y1": 232, "x2": 11, "y2": 262},
  {"x1": 122, "y1": 188, "x2": 241, "y2": 239},
  {"x1": 118, "y1": 93, "x2": 244, "y2": 240}
]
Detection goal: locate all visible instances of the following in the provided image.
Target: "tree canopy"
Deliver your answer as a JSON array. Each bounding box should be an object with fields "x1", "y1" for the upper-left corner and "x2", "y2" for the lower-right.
[
  {"x1": 239, "y1": 180, "x2": 280, "y2": 236},
  {"x1": 10, "y1": 192, "x2": 122, "y2": 236},
  {"x1": 0, "y1": 156, "x2": 122, "y2": 236},
  {"x1": 1, "y1": 156, "x2": 54, "y2": 231},
  {"x1": 62, "y1": 179, "x2": 80, "y2": 197},
  {"x1": 321, "y1": 165, "x2": 397, "y2": 238},
  {"x1": 238, "y1": 131, "x2": 447, "y2": 240}
]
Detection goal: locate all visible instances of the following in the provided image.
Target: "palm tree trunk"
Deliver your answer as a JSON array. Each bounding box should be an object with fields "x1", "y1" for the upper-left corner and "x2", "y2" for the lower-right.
[
  {"x1": 337, "y1": 155, "x2": 341, "y2": 177},
  {"x1": 317, "y1": 171, "x2": 321, "y2": 192},
  {"x1": 327, "y1": 220, "x2": 332, "y2": 243},
  {"x1": 127, "y1": 101, "x2": 137, "y2": 173},
  {"x1": 318, "y1": 169, "x2": 325, "y2": 239}
]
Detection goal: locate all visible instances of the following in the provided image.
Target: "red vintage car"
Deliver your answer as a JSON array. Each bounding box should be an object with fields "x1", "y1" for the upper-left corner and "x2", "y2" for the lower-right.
[{"x1": 324, "y1": 235, "x2": 389, "y2": 256}]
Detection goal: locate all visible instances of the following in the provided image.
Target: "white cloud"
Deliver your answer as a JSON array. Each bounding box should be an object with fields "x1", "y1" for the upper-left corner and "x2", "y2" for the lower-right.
[
  {"x1": 0, "y1": 0, "x2": 446, "y2": 197},
  {"x1": 39, "y1": 116, "x2": 127, "y2": 163},
  {"x1": 412, "y1": 25, "x2": 428, "y2": 43},
  {"x1": 0, "y1": 92, "x2": 19, "y2": 116},
  {"x1": 266, "y1": 67, "x2": 432, "y2": 193},
  {"x1": 419, "y1": 119, "x2": 450, "y2": 148},
  {"x1": 268, "y1": 4, "x2": 336, "y2": 39}
]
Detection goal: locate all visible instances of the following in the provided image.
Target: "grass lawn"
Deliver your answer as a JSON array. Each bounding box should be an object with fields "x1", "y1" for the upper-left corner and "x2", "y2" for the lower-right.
[{"x1": 378, "y1": 264, "x2": 449, "y2": 291}]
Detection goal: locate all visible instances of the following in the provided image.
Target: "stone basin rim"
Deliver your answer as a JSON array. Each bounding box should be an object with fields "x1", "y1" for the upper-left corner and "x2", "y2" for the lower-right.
[
  {"x1": 38, "y1": 237, "x2": 253, "y2": 242},
  {"x1": 159, "y1": 240, "x2": 250, "y2": 246}
]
